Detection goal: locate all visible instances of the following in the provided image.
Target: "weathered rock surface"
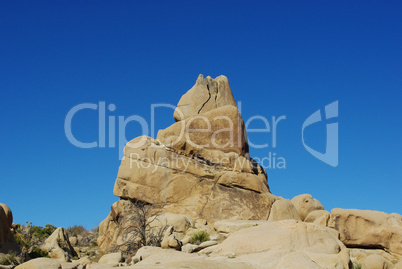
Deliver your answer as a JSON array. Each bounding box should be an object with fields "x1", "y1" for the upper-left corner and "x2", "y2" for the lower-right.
[
  {"x1": 268, "y1": 199, "x2": 301, "y2": 221},
  {"x1": 291, "y1": 194, "x2": 324, "y2": 221},
  {"x1": 148, "y1": 213, "x2": 193, "y2": 240},
  {"x1": 41, "y1": 227, "x2": 78, "y2": 262},
  {"x1": 97, "y1": 252, "x2": 122, "y2": 265},
  {"x1": 304, "y1": 209, "x2": 330, "y2": 225},
  {"x1": 0, "y1": 203, "x2": 20, "y2": 254},
  {"x1": 362, "y1": 254, "x2": 394, "y2": 269},
  {"x1": 181, "y1": 240, "x2": 218, "y2": 253},
  {"x1": 173, "y1": 74, "x2": 237, "y2": 122},
  {"x1": 212, "y1": 220, "x2": 350, "y2": 269},
  {"x1": 59, "y1": 262, "x2": 79, "y2": 269},
  {"x1": 328, "y1": 209, "x2": 402, "y2": 255},
  {"x1": 15, "y1": 258, "x2": 62, "y2": 269},
  {"x1": 159, "y1": 104, "x2": 249, "y2": 158},
  {"x1": 349, "y1": 248, "x2": 401, "y2": 266},
  {"x1": 160, "y1": 226, "x2": 181, "y2": 250},
  {"x1": 131, "y1": 247, "x2": 253, "y2": 269},
  {"x1": 395, "y1": 261, "x2": 402, "y2": 269},
  {"x1": 97, "y1": 199, "x2": 134, "y2": 250},
  {"x1": 98, "y1": 75, "x2": 278, "y2": 250},
  {"x1": 213, "y1": 220, "x2": 268, "y2": 234}
]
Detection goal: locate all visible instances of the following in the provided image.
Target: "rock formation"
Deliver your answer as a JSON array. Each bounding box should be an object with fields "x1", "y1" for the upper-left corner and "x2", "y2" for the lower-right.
[
  {"x1": 90, "y1": 74, "x2": 402, "y2": 269},
  {"x1": 290, "y1": 194, "x2": 324, "y2": 221},
  {"x1": 98, "y1": 75, "x2": 278, "y2": 250},
  {"x1": 0, "y1": 203, "x2": 20, "y2": 254},
  {"x1": 41, "y1": 227, "x2": 77, "y2": 262},
  {"x1": 328, "y1": 208, "x2": 402, "y2": 255}
]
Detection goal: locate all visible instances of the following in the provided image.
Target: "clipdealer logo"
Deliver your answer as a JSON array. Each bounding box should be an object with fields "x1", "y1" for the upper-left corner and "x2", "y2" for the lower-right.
[{"x1": 302, "y1": 101, "x2": 339, "y2": 167}]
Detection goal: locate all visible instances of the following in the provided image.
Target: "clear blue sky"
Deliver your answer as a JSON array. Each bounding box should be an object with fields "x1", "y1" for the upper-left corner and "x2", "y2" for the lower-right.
[{"x1": 1, "y1": 1, "x2": 401, "y2": 229}]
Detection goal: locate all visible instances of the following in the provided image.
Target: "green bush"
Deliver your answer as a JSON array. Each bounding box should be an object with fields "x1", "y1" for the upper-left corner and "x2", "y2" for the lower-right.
[
  {"x1": 352, "y1": 262, "x2": 362, "y2": 269},
  {"x1": 13, "y1": 222, "x2": 56, "y2": 253},
  {"x1": 28, "y1": 248, "x2": 49, "y2": 259},
  {"x1": 189, "y1": 231, "x2": 210, "y2": 245},
  {"x1": 0, "y1": 257, "x2": 11, "y2": 266},
  {"x1": 29, "y1": 224, "x2": 56, "y2": 239},
  {"x1": 0, "y1": 253, "x2": 18, "y2": 265}
]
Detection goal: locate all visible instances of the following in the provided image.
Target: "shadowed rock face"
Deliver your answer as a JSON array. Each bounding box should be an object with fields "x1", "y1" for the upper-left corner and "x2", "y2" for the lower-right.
[
  {"x1": 98, "y1": 75, "x2": 277, "y2": 250},
  {"x1": 0, "y1": 203, "x2": 20, "y2": 254}
]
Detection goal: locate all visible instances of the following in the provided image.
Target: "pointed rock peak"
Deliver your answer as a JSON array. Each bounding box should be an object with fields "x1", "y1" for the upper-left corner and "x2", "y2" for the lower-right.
[
  {"x1": 195, "y1": 73, "x2": 205, "y2": 84},
  {"x1": 173, "y1": 74, "x2": 237, "y2": 122}
]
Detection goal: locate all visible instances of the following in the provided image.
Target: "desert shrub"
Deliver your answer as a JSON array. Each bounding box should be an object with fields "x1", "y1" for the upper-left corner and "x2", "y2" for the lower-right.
[
  {"x1": 13, "y1": 230, "x2": 30, "y2": 250},
  {"x1": 0, "y1": 257, "x2": 11, "y2": 266},
  {"x1": 0, "y1": 253, "x2": 18, "y2": 265},
  {"x1": 13, "y1": 222, "x2": 56, "y2": 253},
  {"x1": 29, "y1": 224, "x2": 56, "y2": 239},
  {"x1": 67, "y1": 225, "x2": 98, "y2": 247},
  {"x1": 189, "y1": 231, "x2": 209, "y2": 245},
  {"x1": 28, "y1": 248, "x2": 49, "y2": 258},
  {"x1": 92, "y1": 226, "x2": 99, "y2": 235},
  {"x1": 67, "y1": 225, "x2": 88, "y2": 237}
]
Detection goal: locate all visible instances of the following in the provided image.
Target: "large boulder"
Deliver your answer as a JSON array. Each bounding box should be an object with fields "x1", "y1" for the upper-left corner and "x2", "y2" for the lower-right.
[
  {"x1": 328, "y1": 209, "x2": 402, "y2": 255},
  {"x1": 98, "y1": 75, "x2": 278, "y2": 250},
  {"x1": 291, "y1": 194, "x2": 324, "y2": 221},
  {"x1": 15, "y1": 258, "x2": 61, "y2": 269},
  {"x1": 268, "y1": 199, "x2": 301, "y2": 221},
  {"x1": 304, "y1": 210, "x2": 330, "y2": 226},
  {"x1": 0, "y1": 203, "x2": 20, "y2": 254},
  {"x1": 362, "y1": 254, "x2": 394, "y2": 269},
  {"x1": 97, "y1": 252, "x2": 122, "y2": 265},
  {"x1": 211, "y1": 219, "x2": 350, "y2": 269},
  {"x1": 41, "y1": 227, "x2": 77, "y2": 262}
]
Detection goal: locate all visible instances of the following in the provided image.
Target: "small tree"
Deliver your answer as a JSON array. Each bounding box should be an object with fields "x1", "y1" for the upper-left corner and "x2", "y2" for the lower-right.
[{"x1": 114, "y1": 200, "x2": 167, "y2": 254}]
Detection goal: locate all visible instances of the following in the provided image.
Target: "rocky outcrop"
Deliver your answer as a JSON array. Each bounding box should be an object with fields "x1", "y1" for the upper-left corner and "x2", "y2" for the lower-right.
[
  {"x1": 328, "y1": 208, "x2": 402, "y2": 255},
  {"x1": 93, "y1": 74, "x2": 400, "y2": 268},
  {"x1": 41, "y1": 227, "x2": 77, "y2": 262},
  {"x1": 98, "y1": 75, "x2": 278, "y2": 250},
  {"x1": 0, "y1": 203, "x2": 20, "y2": 254}
]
